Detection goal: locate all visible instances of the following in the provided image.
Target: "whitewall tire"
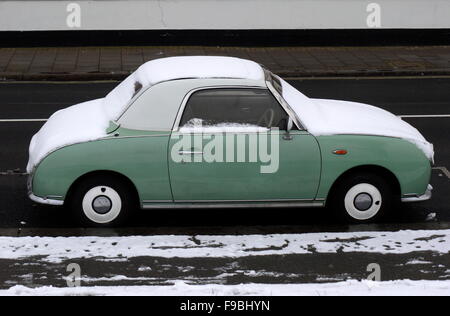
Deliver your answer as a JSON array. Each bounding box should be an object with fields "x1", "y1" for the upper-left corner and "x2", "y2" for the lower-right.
[
  {"x1": 329, "y1": 172, "x2": 394, "y2": 223},
  {"x1": 82, "y1": 186, "x2": 123, "y2": 224},
  {"x1": 69, "y1": 175, "x2": 136, "y2": 227},
  {"x1": 344, "y1": 183, "x2": 382, "y2": 221}
]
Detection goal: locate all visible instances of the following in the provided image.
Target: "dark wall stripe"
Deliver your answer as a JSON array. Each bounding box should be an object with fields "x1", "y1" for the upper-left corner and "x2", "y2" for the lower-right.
[{"x1": 1, "y1": 29, "x2": 450, "y2": 48}]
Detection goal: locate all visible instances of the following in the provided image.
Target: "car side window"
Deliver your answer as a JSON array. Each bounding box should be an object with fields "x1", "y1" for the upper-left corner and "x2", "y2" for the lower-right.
[{"x1": 179, "y1": 88, "x2": 294, "y2": 130}]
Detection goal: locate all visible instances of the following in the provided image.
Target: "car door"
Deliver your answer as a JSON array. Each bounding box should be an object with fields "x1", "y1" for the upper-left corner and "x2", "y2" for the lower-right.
[{"x1": 168, "y1": 87, "x2": 321, "y2": 202}]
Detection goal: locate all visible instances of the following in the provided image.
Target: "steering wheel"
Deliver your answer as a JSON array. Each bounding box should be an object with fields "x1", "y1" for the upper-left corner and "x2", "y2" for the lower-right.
[{"x1": 257, "y1": 108, "x2": 275, "y2": 128}]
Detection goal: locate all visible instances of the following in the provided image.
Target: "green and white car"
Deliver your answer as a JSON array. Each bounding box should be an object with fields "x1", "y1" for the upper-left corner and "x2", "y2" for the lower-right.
[{"x1": 27, "y1": 56, "x2": 434, "y2": 226}]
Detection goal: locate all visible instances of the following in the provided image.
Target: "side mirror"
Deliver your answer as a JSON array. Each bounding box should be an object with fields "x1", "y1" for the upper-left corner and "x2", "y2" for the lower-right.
[
  {"x1": 280, "y1": 117, "x2": 293, "y2": 131},
  {"x1": 287, "y1": 117, "x2": 294, "y2": 132},
  {"x1": 283, "y1": 117, "x2": 294, "y2": 141}
]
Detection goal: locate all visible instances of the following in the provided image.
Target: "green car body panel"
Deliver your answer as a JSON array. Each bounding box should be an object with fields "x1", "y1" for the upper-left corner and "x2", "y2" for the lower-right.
[
  {"x1": 168, "y1": 130, "x2": 321, "y2": 201},
  {"x1": 32, "y1": 128, "x2": 173, "y2": 203},
  {"x1": 315, "y1": 135, "x2": 431, "y2": 200},
  {"x1": 31, "y1": 126, "x2": 431, "y2": 206}
]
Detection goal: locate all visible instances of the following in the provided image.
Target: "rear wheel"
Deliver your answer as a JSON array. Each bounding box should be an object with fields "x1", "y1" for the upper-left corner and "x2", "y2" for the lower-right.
[
  {"x1": 329, "y1": 172, "x2": 393, "y2": 223},
  {"x1": 68, "y1": 175, "x2": 136, "y2": 227}
]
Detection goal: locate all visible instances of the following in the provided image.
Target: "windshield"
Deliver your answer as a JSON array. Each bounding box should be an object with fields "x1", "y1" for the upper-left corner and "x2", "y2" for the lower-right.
[{"x1": 103, "y1": 70, "x2": 151, "y2": 121}]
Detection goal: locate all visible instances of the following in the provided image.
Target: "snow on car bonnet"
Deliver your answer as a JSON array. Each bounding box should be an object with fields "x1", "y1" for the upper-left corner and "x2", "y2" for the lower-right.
[
  {"x1": 27, "y1": 57, "x2": 264, "y2": 172},
  {"x1": 26, "y1": 99, "x2": 109, "y2": 173},
  {"x1": 280, "y1": 79, "x2": 434, "y2": 161}
]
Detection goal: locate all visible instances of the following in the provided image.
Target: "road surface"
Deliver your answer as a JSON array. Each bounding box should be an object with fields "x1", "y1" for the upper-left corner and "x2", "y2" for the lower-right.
[{"x1": 0, "y1": 78, "x2": 448, "y2": 290}]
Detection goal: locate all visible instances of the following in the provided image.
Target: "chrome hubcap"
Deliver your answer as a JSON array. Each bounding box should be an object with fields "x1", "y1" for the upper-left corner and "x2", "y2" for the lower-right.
[
  {"x1": 353, "y1": 193, "x2": 373, "y2": 211},
  {"x1": 92, "y1": 195, "x2": 112, "y2": 214},
  {"x1": 82, "y1": 186, "x2": 122, "y2": 224}
]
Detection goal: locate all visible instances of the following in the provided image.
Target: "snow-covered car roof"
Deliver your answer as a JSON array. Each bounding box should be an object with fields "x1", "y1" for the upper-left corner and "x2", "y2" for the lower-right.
[
  {"x1": 27, "y1": 57, "x2": 266, "y2": 172},
  {"x1": 103, "y1": 56, "x2": 265, "y2": 120}
]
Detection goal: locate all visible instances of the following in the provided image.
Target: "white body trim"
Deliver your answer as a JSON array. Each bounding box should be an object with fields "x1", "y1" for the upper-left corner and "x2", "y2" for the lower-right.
[
  {"x1": 28, "y1": 193, "x2": 64, "y2": 206},
  {"x1": 402, "y1": 185, "x2": 433, "y2": 203}
]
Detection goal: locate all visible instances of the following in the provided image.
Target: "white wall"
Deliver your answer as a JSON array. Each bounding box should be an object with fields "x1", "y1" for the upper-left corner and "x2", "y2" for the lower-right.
[{"x1": 0, "y1": 0, "x2": 449, "y2": 31}]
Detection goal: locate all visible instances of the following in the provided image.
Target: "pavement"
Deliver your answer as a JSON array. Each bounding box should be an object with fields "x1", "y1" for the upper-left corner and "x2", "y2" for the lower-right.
[{"x1": 0, "y1": 46, "x2": 450, "y2": 81}]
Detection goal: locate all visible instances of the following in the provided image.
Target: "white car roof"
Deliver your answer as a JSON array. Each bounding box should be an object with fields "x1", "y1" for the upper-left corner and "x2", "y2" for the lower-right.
[
  {"x1": 103, "y1": 56, "x2": 266, "y2": 120},
  {"x1": 137, "y1": 56, "x2": 265, "y2": 82}
]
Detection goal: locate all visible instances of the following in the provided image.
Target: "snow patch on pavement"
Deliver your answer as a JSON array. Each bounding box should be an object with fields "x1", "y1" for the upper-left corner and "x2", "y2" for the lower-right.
[
  {"x1": 2, "y1": 280, "x2": 450, "y2": 296},
  {"x1": 0, "y1": 230, "x2": 448, "y2": 263},
  {"x1": 405, "y1": 259, "x2": 433, "y2": 265}
]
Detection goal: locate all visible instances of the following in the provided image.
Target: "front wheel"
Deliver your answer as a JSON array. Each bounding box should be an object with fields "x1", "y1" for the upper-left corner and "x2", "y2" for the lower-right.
[
  {"x1": 68, "y1": 175, "x2": 135, "y2": 227},
  {"x1": 329, "y1": 173, "x2": 394, "y2": 223}
]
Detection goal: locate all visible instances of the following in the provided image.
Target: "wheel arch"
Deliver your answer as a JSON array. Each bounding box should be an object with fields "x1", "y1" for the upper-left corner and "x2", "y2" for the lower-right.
[
  {"x1": 325, "y1": 164, "x2": 401, "y2": 206},
  {"x1": 65, "y1": 170, "x2": 141, "y2": 207}
]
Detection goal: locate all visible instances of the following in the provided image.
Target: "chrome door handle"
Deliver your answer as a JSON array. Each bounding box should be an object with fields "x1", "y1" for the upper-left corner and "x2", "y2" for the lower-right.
[{"x1": 178, "y1": 150, "x2": 204, "y2": 155}]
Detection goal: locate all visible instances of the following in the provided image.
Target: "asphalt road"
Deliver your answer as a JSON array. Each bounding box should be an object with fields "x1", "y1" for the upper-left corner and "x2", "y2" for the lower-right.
[
  {"x1": 0, "y1": 78, "x2": 449, "y2": 233},
  {"x1": 1, "y1": 245, "x2": 448, "y2": 289}
]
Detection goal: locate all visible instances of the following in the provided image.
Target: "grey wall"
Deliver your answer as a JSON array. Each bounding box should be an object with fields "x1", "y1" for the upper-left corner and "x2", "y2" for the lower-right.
[{"x1": 0, "y1": 0, "x2": 449, "y2": 31}]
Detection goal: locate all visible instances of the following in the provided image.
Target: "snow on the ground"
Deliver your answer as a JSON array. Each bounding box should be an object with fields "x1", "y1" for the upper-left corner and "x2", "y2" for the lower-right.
[
  {"x1": 0, "y1": 230, "x2": 448, "y2": 263},
  {"x1": 2, "y1": 280, "x2": 450, "y2": 296}
]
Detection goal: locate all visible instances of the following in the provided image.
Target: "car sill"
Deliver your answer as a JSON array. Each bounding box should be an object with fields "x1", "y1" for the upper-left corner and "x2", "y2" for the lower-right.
[{"x1": 141, "y1": 200, "x2": 325, "y2": 209}]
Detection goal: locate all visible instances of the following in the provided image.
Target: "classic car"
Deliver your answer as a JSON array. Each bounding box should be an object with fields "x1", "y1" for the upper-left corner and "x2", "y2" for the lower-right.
[{"x1": 27, "y1": 56, "x2": 434, "y2": 226}]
